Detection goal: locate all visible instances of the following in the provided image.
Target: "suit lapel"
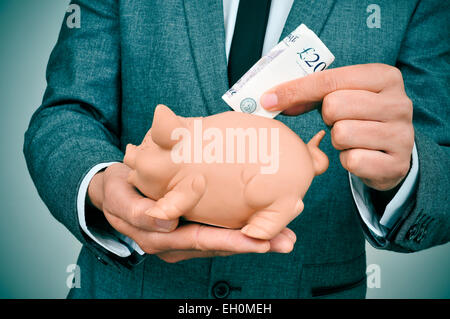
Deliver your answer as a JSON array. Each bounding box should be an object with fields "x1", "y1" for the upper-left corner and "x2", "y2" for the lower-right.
[
  {"x1": 183, "y1": 0, "x2": 230, "y2": 115},
  {"x1": 280, "y1": 0, "x2": 336, "y2": 40}
]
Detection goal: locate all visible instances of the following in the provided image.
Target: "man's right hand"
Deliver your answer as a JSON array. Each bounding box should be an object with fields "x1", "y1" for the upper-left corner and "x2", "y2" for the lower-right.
[{"x1": 87, "y1": 163, "x2": 297, "y2": 263}]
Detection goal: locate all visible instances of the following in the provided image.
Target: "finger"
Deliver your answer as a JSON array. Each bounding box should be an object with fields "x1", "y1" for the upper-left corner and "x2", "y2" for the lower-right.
[
  {"x1": 322, "y1": 90, "x2": 413, "y2": 126},
  {"x1": 322, "y1": 90, "x2": 386, "y2": 125},
  {"x1": 260, "y1": 64, "x2": 403, "y2": 113},
  {"x1": 156, "y1": 250, "x2": 236, "y2": 263},
  {"x1": 280, "y1": 101, "x2": 318, "y2": 116},
  {"x1": 105, "y1": 213, "x2": 233, "y2": 256},
  {"x1": 268, "y1": 228, "x2": 297, "y2": 253},
  {"x1": 103, "y1": 211, "x2": 165, "y2": 253},
  {"x1": 157, "y1": 228, "x2": 298, "y2": 263},
  {"x1": 106, "y1": 210, "x2": 296, "y2": 257},
  {"x1": 340, "y1": 149, "x2": 410, "y2": 190},
  {"x1": 142, "y1": 223, "x2": 271, "y2": 253},
  {"x1": 158, "y1": 227, "x2": 297, "y2": 255},
  {"x1": 103, "y1": 171, "x2": 178, "y2": 232},
  {"x1": 330, "y1": 120, "x2": 401, "y2": 153}
]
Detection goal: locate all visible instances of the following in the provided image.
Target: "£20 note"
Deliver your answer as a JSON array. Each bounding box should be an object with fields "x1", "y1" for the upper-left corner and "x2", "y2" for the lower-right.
[{"x1": 222, "y1": 24, "x2": 335, "y2": 118}]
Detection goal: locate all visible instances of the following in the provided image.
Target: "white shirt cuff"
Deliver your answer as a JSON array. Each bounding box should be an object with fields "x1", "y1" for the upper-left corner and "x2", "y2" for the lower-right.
[
  {"x1": 77, "y1": 162, "x2": 145, "y2": 257},
  {"x1": 349, "y1": 143, "x2": 419, "y2": 238}
]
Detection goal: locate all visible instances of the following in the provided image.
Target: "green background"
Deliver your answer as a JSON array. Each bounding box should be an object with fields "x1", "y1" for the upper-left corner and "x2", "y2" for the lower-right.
[{"x1": 0, "y1": 0, "x2": 448, "y2": 298}]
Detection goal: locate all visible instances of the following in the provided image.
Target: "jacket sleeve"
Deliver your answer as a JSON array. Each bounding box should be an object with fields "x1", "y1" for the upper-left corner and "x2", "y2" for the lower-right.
[
  {"x1": 23, "y1": 0, "x2": 141, "y2": 267},
  {"x1": 365, "y1": 0, "x2": 450, "y2": 252}
]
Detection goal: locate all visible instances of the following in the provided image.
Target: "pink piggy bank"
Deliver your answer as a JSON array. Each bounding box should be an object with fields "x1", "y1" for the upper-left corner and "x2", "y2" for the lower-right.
[{"x1": 124, "y1": 105, "x2": 328, "y2": 240}]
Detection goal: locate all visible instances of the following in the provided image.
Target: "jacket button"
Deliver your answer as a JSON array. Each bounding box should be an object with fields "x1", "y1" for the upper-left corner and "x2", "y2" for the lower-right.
[{"x1": 212, "y1": 281, "x2": 230, "y2": 299}]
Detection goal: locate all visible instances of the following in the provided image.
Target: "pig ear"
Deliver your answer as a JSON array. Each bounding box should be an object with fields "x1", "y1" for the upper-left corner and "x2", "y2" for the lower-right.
[
  {"x1": 123, "y1": 144, "x2": 137, "y2": 169},
  {"x1": 151, "y1": 104, "x2": 185, "y2": 149},
  {"x1": 307, "y1": 130, "x2": 329, "y2": 176}
]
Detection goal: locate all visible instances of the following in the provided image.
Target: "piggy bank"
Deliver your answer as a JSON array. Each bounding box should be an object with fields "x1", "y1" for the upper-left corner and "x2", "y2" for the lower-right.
[{"x1": 124, "y1": 104, "x2": 328, "y2": 240}]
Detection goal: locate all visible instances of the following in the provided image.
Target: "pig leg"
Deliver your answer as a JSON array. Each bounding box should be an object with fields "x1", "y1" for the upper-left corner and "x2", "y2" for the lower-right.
[
  {"x1": 241, "y1": 196, "x2": 304, "y2": 240},
  {"x1": 146, "y1": 174, "x2": 206, "y2": 220},
  {"x1": 241, "y1": 169, "x2": 303, "y2": 240}
]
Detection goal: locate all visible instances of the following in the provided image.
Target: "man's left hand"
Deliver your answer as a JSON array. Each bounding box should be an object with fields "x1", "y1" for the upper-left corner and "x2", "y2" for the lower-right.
[{"x1": 260, "y1": 63, "x2": 414, "y2": 191}]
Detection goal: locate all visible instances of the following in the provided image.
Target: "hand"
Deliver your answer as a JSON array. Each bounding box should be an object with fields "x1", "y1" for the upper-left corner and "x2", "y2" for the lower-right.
[
  {"x1": 260, "y1": 63, "x2": 414, "y2": 191},
  {"x1": 87, "y1": 163, "x2": 297, "y2": 263}
]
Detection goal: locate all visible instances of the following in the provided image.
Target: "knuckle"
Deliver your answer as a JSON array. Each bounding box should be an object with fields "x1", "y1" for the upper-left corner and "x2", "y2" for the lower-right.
[
  {"x1": 404, "y1": 95, "x2": 413, "y2": 110},
  {"x1": 138, "y1": 240, "x2": 155, "y2": 255},
  {"x1": 398, "y1": 162, "x2": 411, "y2": 179},
  {"x1": 322, "y1": 95, "x2": 338, "y2": 125},
  {"x1": 345, "y1": 150, "x2": 361, "y2": 172},
  {"x1": 399, "y1": 96, "x2": 413, "y2": 119},
  {"x1": 103, "y1": 183, "x2": 120, "y2": 212},
  {"x1": 129, "y1": 198, "x2": 150, "y2": 226},
  {"x1": 394, "y1": 123, "x2": 415, "y2": 151},
  {"x1": 192, "y1": 225, "x2": 205, "y2": 251},
  {"x1": 386, "y1": 65, "x2": 404, "y2": 84},
  {"x1": 280, "y1": 85, "x2": 298, "y2": 106},
  {"x1": 135, "y1": 197, "x2": 150, "y2": 216},
  {"x1": 331, "y1": 122, "x2": 346, "y2": 149},
  {"x1": 103, "y1": 163, "x2": 120, "y2": 180},
  {"x1": 320, "y1": 72, "x2": 338, "y2": 93},
  {"x1": 372, "y1": 180, "x2": 391, "y2": 191},
  {"x1": 103, "y1": 166, "x2": 113, "y2": 179},
  {"x1": 158, "y1": 254, "x2": 179, "y2": 264},
  {"x1": 103, "y1": 179, "x2": 114, "y2": 201},
  {"x1": 284, "y1": 241, "x2": 295, "y2": 253},
  {"x1": 406, "y1": 128, "x2": 415, "y2": 149},
  {"x1": 165, "y1": 258, "x2": 180, "y2": 264},
  {"x1": 405, "y1": 127, "x2": 415, "y2": 147},
  {"x1": 107, "y1": 214, "x2": 133, "y2": 238},
  {"x1": 103, "y1": 211, "x2": 117, "y2": 228},
  {"x1": 101, "y1": 200, "x2": 113, "y2": 217},
  {"x1": 129, "y1": 202, "x2": 141, "y2": 224}
]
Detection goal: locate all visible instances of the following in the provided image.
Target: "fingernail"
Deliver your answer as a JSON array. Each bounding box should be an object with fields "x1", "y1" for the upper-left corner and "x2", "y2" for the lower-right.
[
  {"x1": 260, "y1": 93, "x2": 278, "y2": 110},
  {"x1": 155, "y1": 219, "x2": 175, "y2": 231}
]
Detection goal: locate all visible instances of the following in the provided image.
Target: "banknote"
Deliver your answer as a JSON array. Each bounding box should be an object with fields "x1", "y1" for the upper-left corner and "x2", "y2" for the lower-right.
[{"x1": 222, "y1": 24, "x2": 335, "y2": 118}]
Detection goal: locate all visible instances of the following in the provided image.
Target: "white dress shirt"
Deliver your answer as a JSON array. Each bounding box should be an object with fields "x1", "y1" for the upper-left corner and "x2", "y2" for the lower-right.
[{"x1": 77, "y1": 0, "x2": 419, "y2": 257}]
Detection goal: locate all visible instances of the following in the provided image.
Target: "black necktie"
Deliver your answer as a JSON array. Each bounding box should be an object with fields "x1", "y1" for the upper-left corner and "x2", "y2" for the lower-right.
[{"x1": 227, "y1": 0, "x2": 272, "y2": 87}]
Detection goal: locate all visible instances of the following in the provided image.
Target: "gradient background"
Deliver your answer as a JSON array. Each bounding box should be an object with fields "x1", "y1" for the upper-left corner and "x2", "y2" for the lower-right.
[{"x1": 0, "y1": 0, "x2": 448, "y2": 299}]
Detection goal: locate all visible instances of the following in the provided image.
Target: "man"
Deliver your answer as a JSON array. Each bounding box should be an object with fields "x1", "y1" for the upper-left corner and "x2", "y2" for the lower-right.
[{"x1": 24, "y1": 0, "x2": 449, "y2": 298}]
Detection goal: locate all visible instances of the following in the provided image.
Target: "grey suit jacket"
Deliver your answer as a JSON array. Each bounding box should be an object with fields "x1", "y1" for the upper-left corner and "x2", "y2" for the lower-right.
[{"x1": 24, "y1": 0, "x2": 449, "y2": 298}]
